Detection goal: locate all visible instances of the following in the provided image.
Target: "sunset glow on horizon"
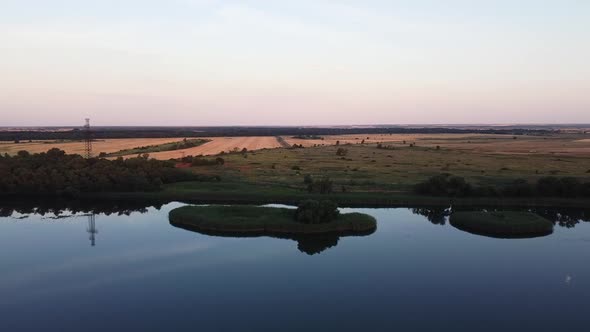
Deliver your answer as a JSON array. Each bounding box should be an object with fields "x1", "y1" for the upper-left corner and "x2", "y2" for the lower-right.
[{"x1": 1, "y1": 0, "x2": 589, "y2": 126}]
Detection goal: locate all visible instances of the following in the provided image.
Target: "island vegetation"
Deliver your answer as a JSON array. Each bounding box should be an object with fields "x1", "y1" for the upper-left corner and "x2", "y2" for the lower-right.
[{"x1": 450, "y1": 211, "x2": 554, "y2": 238}]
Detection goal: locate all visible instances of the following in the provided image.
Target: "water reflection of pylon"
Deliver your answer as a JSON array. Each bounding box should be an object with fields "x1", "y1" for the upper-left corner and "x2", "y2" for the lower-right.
[{"x1": 87, "y1": 214, "x2": 98, "y2": 247}]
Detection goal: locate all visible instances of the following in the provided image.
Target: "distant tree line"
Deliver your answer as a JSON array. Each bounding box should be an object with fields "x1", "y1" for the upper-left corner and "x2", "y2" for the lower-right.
[
  {"x1": 0, "y1": 149, "x2": 212, "y2": 197},
  {"x1": 0, "y1": 127, "x2": 554, "y2": 141},
  {"x1": 414, "y1": 174, "x2": 590, "y2": 197}
]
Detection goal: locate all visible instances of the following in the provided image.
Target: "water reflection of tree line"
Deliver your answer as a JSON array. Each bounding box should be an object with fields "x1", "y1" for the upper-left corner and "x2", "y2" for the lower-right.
[
  {"x1": 411, "y1": 207, "x2": 590, "y2": 228},
  {"x1": 0, "y1": 199, "x2": 165, "y2": 218}
]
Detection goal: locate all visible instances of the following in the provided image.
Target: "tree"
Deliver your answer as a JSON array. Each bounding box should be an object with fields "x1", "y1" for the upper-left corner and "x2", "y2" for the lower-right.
[
  {"x1": 17, "y1": 150, "x2": 30, "y2": 158},
  {"x1": 307, "y1": 176, "x2": 333, "y2": 194},
  {"x1": 295, "y1": 200, "x2": 339, "y2": 224}
]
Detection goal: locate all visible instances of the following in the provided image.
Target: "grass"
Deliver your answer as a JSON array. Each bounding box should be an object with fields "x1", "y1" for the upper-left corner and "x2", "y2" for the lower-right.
[
  {"x1": 83, "y1": 136, "x2": 590, "y2": 208},
  {"x1": 9, "y1": 133, "x2": 589, "y2": 207},
  {"x1": 180, "y1": 138, "x2": 590, "y2": 196},
  {"x1": 450, "y1": 211, "x2": 554, "y2": 238},
  {"x1": 106, "y1": 138, "x2": 210, "y2": 157},
  {"x1": 168, "y1": 205, "x2": 377, "y2": 234}
]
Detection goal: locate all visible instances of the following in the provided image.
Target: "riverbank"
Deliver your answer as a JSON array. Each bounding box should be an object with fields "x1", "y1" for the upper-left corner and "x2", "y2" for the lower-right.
[{"x1": 79, "y1": 182, "x2": 590, "y2": 208}]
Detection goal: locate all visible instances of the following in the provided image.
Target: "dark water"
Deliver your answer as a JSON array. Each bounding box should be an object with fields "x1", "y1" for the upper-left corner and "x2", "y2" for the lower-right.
[{"x1": 1, "y1": 202, "x2": 589, "y2": 332}]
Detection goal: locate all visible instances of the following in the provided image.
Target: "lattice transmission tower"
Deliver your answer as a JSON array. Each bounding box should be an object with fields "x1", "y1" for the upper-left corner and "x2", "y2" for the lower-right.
[{"x1": 83, "y1": 118, "x2": 92, "y2": 158}]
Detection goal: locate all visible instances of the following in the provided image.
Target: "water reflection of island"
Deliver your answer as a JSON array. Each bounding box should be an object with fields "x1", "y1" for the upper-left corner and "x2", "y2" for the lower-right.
[{"x1": 169, "y1": 221, "x2": 376, "y2": 256}]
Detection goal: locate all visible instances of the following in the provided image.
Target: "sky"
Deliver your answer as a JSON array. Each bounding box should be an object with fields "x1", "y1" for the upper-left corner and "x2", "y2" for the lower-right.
[{"x1": 1, "y1": 0, "x2": 589, "y2": 126}]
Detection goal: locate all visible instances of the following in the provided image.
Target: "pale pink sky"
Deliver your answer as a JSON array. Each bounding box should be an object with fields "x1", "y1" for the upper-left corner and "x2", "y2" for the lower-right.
[{"x1": 1, "y1": 0, "x2": 589, "y2": 126}]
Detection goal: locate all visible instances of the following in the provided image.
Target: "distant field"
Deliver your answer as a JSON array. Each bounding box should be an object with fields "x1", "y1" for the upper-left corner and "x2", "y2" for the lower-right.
[
  {"x1": 286, "y1": 133, "x2": 590, "y2": 156},
  {"x1": 2, "y1": 133, "x2": 590, "y2": 160},
  {"x1": 0, "y1": 136, "x2": 283, "y2": 159}
]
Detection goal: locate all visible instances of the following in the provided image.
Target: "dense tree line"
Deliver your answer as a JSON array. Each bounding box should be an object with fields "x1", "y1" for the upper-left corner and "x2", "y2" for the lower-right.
[
  {"x1": 414, "y1": 174, "x2": 590, "y2": 198},
  {"x1": 0, "y1": 149, "x2": 208, "y2": 196}
]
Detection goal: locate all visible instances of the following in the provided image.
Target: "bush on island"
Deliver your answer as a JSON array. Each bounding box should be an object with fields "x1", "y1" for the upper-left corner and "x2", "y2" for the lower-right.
[{"x1": 295, "y1": 200, "x2": 339, "y2": 224}]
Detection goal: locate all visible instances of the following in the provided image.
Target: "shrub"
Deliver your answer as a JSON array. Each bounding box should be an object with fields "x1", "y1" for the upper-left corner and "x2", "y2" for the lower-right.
[
  {"x1": 192, "y1": 158, "x2": 220, "y2": 166},
  {"x1": 307, "y1": 176, "x2": 333, "y2": 194},
  {"x1": 17, "y1": 150, "x2": 30, "y2": 158},
  {"x1": 295, "y1": 200, "x2": 340, "y2": 224},
  {"x1": 336, "y1": 148, "x2": 348, "y2": 156},
  {"x1": 415, "y1": 174, "x2": 590, "y2": 198},
  {"x1": 414, "y1": 174, "x2": 471, "y2": 196},
  {"x1": 501, "y1": 179, "x2": 533, "y2": 197}
]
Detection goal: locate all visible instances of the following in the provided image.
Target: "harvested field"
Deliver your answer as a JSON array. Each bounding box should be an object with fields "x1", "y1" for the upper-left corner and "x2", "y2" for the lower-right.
[
  {"x1": 0, "y1": 138, "x2": 186, "y2": 156},
  {"x1": 3, "y1": 133, "x2": 590, "y2": 159},
  {"x1": 0, "y1": 136, "x2": 282, "y2": 159},
  {"x1": 143, "y1": 136, "x2": 282, "y2": 160},
  {"x1": 284, "y1": 133, "x2": 590, "y2": 156},
  {"x1": 284, "y1": 134, "x2": 514, "y2": 148}
]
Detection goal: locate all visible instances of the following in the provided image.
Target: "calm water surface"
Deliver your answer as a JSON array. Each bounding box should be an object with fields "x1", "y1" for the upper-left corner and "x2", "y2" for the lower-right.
[{"x1": 1, "y1": 202, "x2": 589, "y2": 331}]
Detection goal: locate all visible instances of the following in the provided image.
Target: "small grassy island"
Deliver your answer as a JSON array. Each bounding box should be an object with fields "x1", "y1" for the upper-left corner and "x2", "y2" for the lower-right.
[
  {"x1": 450, "y1": 211, "x2": 554, "y2": 238},
  {"x1": 169, "y1": 203, "x2": 377, "y2": 235}
]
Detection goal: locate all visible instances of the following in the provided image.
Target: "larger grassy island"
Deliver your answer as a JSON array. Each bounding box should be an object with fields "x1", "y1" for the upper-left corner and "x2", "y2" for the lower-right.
[
  {"x1": 168, "y1": 203, "x2": 377, "y2": 255},
  {"x1": 169, "y1": 204, "x2": 377, "y2": 235}
]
